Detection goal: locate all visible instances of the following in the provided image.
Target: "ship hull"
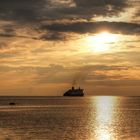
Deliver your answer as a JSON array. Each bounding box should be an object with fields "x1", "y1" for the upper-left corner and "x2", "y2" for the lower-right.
[{"x1": 63, "y1": 94, "x2": 84, "y2": 96}]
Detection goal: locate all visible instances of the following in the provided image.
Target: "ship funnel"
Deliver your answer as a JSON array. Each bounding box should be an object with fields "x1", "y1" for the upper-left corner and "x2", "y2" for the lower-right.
[{"x1": 72, "y1": 86, "x2": 74, "y2": 90}]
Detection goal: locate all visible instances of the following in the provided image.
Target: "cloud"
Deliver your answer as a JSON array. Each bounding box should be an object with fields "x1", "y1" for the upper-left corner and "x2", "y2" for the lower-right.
[
  {"x1": 1, "y1": 21, "x2": 139, "y2": 41},
  {"x1": 0, "y1": 0, "x2": 129, "y2": 23},
  {"x1": 0, "y1": 0, "x2": 138, "y2": 42},
  {"x1": 75, "y1": 0, "x2": 127, "y2": 7},
  {"x1": 86, "y1": 79, "x2": 140, "y2": 87},
  {"x1": 0, "y1": 33, "x2": 38, "y2": 40},
  {"x1": 42, "y1": 21, "x2": 140, "y2": 35},
  {"x1": 0, "y1": 0, "x2": 47, "y2": 22},
  {"x1": 53, "y1": 0, "x2": 129, "y2": 20},
  {"x1": 0, "y1": 64, "x2": 137, "y2": 84},
  {"x1": 40, "y1": 32, "x2": 67, "y2": 41},
  {"x1": 74, "y1": 0, "x2": 128, "y2": 16}
]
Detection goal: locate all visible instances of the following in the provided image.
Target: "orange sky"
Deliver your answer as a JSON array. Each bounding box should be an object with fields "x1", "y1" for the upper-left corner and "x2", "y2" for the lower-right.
[{"x1": 0, "y1": 0, "x2": 140, "y2": 95}]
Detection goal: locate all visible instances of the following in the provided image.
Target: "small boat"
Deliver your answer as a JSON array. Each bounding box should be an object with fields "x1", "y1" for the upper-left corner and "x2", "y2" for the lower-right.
[
  {"x1": 63, "y1": 86, "x2": 84, "y2": 96},
  {"x1": 9, "y1": 102, "x2": 16, "y2": 105}
]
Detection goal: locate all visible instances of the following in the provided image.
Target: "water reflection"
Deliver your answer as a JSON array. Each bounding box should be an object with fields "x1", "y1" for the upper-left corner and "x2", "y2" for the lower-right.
[
  {"x1": 0, "y1": 96, "x2": 139, "y2": 140},
  {"x1": 93, "y1": 96, "x2": 117, "y2": 140}
]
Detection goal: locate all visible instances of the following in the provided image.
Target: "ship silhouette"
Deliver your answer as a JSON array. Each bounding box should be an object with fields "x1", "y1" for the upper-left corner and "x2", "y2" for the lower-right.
[{"x1": 63, "y1": 86, "x2": 84, "y2": 96}]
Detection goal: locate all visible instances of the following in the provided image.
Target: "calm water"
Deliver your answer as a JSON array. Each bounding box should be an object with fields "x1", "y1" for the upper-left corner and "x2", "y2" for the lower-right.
[{"x1": 0, "y1": 96, "x2": 140, "y2": 140}]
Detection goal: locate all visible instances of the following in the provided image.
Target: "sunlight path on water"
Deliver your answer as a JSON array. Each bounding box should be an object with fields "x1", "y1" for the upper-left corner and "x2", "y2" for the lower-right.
[{"x1": 92, "y1": 96, "x2": 117, "y2": 140}]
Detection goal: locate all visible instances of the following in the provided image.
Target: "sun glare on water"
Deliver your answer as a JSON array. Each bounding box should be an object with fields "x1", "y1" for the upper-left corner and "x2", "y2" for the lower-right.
[{"x1": 86, "y1": 32, "x2": 118, "y2": 53}]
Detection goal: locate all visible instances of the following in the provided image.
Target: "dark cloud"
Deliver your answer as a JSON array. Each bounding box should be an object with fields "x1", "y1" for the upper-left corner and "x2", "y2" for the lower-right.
[
  {"x1": 0, "y1": 0, "x2": 47, "y2": 22},
  {"x1": 3, "y1": 25, "x2": 16, "y2": 34},
  {"x1": 42, "y1": 21, "x2": 140, "y2": 35},
  {"x1": 0, "y1": 0, "x2": 129, "y2": 23},
  {"x1": 0, "y1": 0, "x2": 136, "y2": 41},
  {"x1": 0, "y1": 33, "x2": 38, "y2": 40},
  {"x1": 73, "y1": 0, "x2": 128, "y2": 17},
  {"x1": 75, "y1": 0, "x2": 127, "y2": 7},
  {"x1": 54, "y1": 0, "x2": 129, "y2": 20},
  {"x1": 134, "y1": 9, "x2": 140, "y2": 21},
  {"x1": 40, "y1": 32, "x2": 67, "y2": 41},
  {"x1": 1, "y1": 21, "x2": 139, "y2": 41}
]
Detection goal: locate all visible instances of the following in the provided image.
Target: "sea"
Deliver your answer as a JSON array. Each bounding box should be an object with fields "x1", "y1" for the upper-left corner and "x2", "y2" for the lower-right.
[{"x1": 0, "y1": 96, "x2": 140, "y2": 140}]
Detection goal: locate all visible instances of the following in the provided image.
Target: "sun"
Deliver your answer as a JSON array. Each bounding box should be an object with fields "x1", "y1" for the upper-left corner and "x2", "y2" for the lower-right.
[
  {"x1": 94, "y1": 32, "x2": 117, "y2": 43},
  {"x1": 86, "y1": 32, "x2": 118, "y2": 53}
]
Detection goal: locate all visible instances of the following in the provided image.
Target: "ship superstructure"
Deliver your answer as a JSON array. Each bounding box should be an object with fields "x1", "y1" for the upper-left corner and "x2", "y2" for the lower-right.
[{"x1": 63, "y1": 87, "x2": 84, "y2": 96}]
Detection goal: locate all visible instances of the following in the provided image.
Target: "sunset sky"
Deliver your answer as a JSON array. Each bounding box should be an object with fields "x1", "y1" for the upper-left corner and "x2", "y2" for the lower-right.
[{"x1": 0, "y1": 0, "x2": 140, "y2": 96}]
